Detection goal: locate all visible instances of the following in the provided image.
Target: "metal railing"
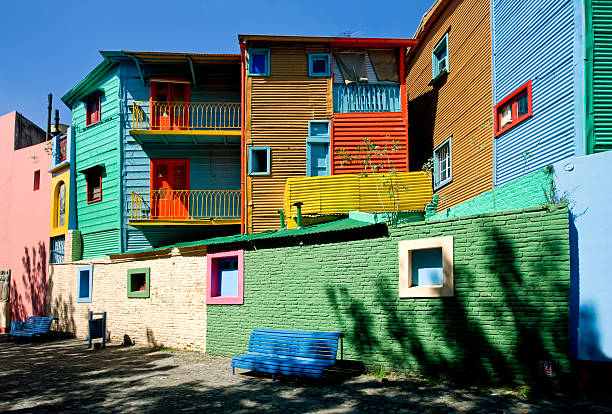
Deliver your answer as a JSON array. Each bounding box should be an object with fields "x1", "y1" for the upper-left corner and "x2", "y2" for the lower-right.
[
  {"x1": 132, "y1": 101, "x2": 241, "y2": 131},
  {"x1": 333, "y1": 83, "x2": 401, "y2": 113},
  {"x1": 130, "y1": 189, "x2": 241, "y2": 221}
]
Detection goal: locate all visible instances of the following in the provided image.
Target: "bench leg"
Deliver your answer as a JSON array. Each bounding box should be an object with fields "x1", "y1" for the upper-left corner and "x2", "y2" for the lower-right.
[
  {"x1": 272, "y1": 374, "x2": 276, "y2": 381},
  {"x1": 232, "y1": 367, "x2": 235, "y2": 375}
]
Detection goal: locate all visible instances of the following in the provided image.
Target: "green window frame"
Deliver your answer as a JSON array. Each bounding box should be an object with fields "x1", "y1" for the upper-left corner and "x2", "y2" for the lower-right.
[{"x1": 127, "y1": 268, "x2": 150, "y2": 298}]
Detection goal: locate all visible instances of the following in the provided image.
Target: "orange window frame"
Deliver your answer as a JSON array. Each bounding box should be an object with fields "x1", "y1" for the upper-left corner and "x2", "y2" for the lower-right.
[{"x1": 494, "y1": 80, "x2": 533, "y2": 137}]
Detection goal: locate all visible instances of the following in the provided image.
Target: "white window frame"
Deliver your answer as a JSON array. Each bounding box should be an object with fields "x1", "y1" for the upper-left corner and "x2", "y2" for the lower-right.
[{"x1": 433, "y1": 136, "x2": 452, "y2": 190}]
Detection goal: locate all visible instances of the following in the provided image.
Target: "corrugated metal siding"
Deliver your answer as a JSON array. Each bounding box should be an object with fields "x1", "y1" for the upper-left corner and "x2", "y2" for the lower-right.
[
  {"x1": 332, "y1": 113, "x2": 408, "y2": 174},
  {"x1": 121, "y1": 63, "x2": 241, "y2": 251},
  {"x1": 82, "y1": 229, "x2": 120, "y2": 259},
  {"x1": 493, "y1": 0, "x2": 576, "y2": 185},
  {"x1": 246, "y1": 43, "x2": 332, "y2": 233},
  {"x1": 284, "y1": 172, "x2": 433, "y2": 218},
  {"x1": 406, "y1": 0, "x2": 493, "y2": 211},
  {"x1": 72, "y1": 69, "x2": 121, "y2": 255},
  {"x1": 589, "y1": 0, "x2": 612, "y2": 153}
]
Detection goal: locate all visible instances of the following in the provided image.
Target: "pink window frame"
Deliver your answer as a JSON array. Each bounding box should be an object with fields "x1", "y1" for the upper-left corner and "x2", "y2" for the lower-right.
[{"x1": 206, "y1": 249, "x2": 244, "y2": 305}]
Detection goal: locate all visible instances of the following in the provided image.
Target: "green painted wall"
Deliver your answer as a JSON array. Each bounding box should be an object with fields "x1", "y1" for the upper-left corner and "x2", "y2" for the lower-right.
[
  {"x1": 207, "y1": 204, "x2": 570, "y2": 384},
  {"x1": 586, "y1": 0, "x2": 612, "y2": 154},
  {"x1": 426, "y1": 167, "x2": 554, "y2": 220},
  {"x1": 72, "y1": 69, "x2": 122, "y2": 258}
]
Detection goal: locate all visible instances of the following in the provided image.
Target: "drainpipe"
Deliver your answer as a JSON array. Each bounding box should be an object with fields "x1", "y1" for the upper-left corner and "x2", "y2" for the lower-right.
[
  {"x1": 46, "y1": 93, "x2": 52, "y2": 141},
  {"x1": 293, "y1": 202, "x2": 303, "y2": 229},
  {"x1": 277, "y1": 209, "x2": 286, "y2": 230},
  {"x1": 240, "y1": 42, "x2": 247, "y2": 234}
]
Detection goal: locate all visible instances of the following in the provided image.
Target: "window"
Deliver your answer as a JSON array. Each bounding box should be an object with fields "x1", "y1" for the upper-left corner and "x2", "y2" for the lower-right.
[
  {"x1": 85, "y1": 93, "x2": 102, "y2": 126},
  {"x1": 57, "y1": 182, "x2": 66, "y2": 227},
  {"x1": 494, "y1": 81, "x2": 533, "y2": 137},
  {"x1": 77, "y1": 265, "x2": 93, "y2": 303},
  {"x1": 248, "y1": 147, "x2": 271, "y2": 175},
  {"x1": 206, "y1": 250, "x2": 244, "y2": 305},
  {"x1": 86, "y1": 168, "x2": 102, "y2": 203},
  {"x1": 433, "y1": 137, "x2": 452, "y2": 190},
  {"x1": 33, "y1": 170, "x2": 40, "y2": 191},
  {"x1": 398, "y1": 236, "x2": 454, "y2": 298},
  {"x1": 309, "y1": 54, "x2": 331, "y2": 77},
  {"x1": 127, "y1": 268, "x2": 150, "y2": 298},
  {"x1": 432, "y1": 33, "x2": 449, "y2": 79},
  {"x1": 248, "y1": 48, "x2": 270, "y2": 76},
  {"x1": 307, "y1": 121, "x2": 330, "y2": 177}
]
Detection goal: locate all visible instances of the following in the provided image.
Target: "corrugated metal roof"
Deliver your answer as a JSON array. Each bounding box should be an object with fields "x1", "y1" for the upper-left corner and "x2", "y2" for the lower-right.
[
  {"x1": 112, "y1": 218, "x2": 379, "y2": 257},
  {"x1": 122, "y1": 51, "x2": 240, "y2": 65},
  {"x1": 239, "y1": 34, "x2": 417, "y2": 47}
]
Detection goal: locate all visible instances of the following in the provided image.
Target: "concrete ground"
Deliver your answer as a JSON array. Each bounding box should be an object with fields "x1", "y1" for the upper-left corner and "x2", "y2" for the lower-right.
[{"x1": 0, "y1": 337, "x2": 610, "y2": 413}]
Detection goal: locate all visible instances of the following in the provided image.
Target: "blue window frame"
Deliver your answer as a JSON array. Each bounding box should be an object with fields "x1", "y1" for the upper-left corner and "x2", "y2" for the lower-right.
[
  {"x1": 248, "y1": 48, "x2": 270, "y2": 76},
  {"x1": 309, "y1": 54, "x2": 331, "y2": 77},
  {"x1": 248, "y1": 147, "x2": 271, "y2": 175},
  {"x1": 77, "y1": 265, "x2": 93, "y2": 303},
  {"x1": 433, "y1": 136, "x2": 452, "y2": 190},
  {"x1": 432, "y1": 33, "x2": 449, "y2": 79},
  {"x1": 306, "y1": 121, "x2": 331, "y2": 177}
]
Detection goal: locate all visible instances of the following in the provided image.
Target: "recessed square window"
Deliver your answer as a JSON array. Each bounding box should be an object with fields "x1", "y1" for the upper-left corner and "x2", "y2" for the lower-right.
[
  {"x1": 399, "y1": 236, "x2": 454, "y2": 298},
  {"x1": 77, "y1": 265, "x2": 93, "y2": 303},
  {"x1": 33, "y1": 170, "x2": 40, "y2": 191},
  {"x1": 85, "y1": 93, "x2": 102, "y2": 126},
  {"x1": 248, "y1": 49, "x2": 270, "y2": 76},
  {"x1": 433, "y1": 137, "x2": 452, "y2": 190},
  {"x1": 127, "y1": 268, "x2": 150, "y2": 298},
  {"x1": 432, "y1": 33, "x2": 449, "y2": 79},
  {"x1": 309, "y1": 54, "x2": 331, "y2": 77},
  {"x1": 207, "y1": 250, "x2": 244, "y2": 305},
  {"x1": 494, "y1": 81, "x2": 533, "y2": 137},
  {"x1": 248, "y1": 147, "x2": 271, "y2": 175}
]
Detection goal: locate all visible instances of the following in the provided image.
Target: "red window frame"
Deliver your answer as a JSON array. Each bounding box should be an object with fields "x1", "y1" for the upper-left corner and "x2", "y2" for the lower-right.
[
  {"x1": 494, "y1": 80, "x2": 533, "y2": 137},
  {"x1": 33, "y1": 170, "x2": 40, "y2": 191},
  {"x1": 85, "y1": 93, "x2": 102, "y2": 126},
  {"x1": 86, "y1": 168, "x2": 102, "y2": 204}
]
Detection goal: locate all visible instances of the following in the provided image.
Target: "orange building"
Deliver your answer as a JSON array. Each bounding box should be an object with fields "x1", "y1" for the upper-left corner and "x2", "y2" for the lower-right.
[{"x1": 405, "y1": 0, "x2": 494, "y2": 211}]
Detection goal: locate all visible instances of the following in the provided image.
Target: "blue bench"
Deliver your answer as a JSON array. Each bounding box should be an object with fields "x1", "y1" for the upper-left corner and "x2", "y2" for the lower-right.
[
  {"x1": 231, "y1": 329, "x2": 344, "y2": 380},
  {"x1": 8, "y1": 316, "x2": 58, "y2": 339}
]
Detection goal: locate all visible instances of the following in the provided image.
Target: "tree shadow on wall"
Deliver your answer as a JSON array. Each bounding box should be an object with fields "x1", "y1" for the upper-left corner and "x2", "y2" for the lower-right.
[
  {"x1": 10, "y1": 242, "x2": 48, "y2": 322},
  {"x1": 326, "y1": 221, "x2": 569, "y2": 386},
  {"x1": 46, "y1": 265, "x2": 76, "y2": 334}
]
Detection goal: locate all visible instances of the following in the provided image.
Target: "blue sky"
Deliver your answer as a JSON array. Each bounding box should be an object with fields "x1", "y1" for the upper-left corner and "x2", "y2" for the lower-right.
[{"x1": 0, "y1": 0, "x2": 434, "y2": 129}]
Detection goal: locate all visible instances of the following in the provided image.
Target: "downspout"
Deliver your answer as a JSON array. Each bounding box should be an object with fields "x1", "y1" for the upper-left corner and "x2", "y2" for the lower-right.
[
  {"x1": 240, "y1": 42, "x2": 247, "y2": 234},
  {"x1": 118, "y1": 65, "x2": 126, "y2": 253}
]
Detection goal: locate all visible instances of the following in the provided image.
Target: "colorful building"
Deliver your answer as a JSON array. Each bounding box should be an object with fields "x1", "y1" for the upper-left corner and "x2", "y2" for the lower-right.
[
  {"x1": 61, "y1": 51, "x2": 242, "y2": 258},
  {"x1": 239, "y1": 35, "x2": 432, "y2": 233},
  {"x1": 0, "y1": 111, "x2": 50, "y2": 329},
  {"x1": 405, "y1": 0, "x2": 494, "y2": 212}
]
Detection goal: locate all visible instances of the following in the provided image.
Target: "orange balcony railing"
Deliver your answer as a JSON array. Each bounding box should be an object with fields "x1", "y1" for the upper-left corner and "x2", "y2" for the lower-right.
[
  {"x1": 130, "y1": 189, "x2": 241, "y2": 222},
  {"x1": 132, "y1": 101, "x2": 241, "y2": 131}
]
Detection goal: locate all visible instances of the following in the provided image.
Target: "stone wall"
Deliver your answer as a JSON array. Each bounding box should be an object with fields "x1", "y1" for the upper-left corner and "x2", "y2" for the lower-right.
[
  {"x1": 207, "y1": 204, "x2": 571, "y2": 384},
  {"x1": 48, "y1": 232, "x2": 208, "y2": 351}
]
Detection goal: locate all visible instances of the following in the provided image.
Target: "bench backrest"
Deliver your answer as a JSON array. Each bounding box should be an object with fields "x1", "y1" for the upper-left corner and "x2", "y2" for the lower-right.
[
  {"x1": 24, "y1": 317, "x2": 56, "y2": 332},
  {"x1": 247, "y1": 329, "x2": 343, "y2": 362}
]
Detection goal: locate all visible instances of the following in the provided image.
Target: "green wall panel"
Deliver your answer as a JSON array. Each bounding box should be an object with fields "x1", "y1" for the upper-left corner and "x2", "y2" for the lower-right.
[{"x1": 207, "y1": 204, "x2": 570, "y2": 384}]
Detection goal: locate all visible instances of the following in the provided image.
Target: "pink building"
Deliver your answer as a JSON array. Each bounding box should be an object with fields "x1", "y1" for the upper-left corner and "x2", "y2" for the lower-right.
[{"x1": 0, "y1": 111, "x2": 50, "y2": 331}]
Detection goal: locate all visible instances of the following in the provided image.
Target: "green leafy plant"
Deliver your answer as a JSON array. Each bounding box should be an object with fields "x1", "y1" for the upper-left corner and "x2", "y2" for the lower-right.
[
  {"x1": 337, "y1": 137, "x2": 409, "y2": 225},
  {"x1": 422, "y1": 156, "x2": 434, "y2": 173}
]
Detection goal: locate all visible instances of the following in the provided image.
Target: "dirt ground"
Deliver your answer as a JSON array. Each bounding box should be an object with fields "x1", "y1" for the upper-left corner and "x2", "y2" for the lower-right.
[{"x1": 0, "y1": 336, "x2": 610, "y2": 413}]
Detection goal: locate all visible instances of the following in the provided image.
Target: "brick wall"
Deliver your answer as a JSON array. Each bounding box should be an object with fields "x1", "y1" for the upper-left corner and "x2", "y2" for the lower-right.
[
  {"x1": 206, "y1": 204, "x2": 570, "y2": 383},
  {"x1": 427, "y1": 167, "x2": 554, "y2": 220},
  {"x1": 48, "y1": 236, "x2": 208, "y2": 351}
]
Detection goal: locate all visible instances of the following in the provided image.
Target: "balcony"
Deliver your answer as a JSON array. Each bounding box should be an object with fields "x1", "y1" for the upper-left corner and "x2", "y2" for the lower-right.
[
  {"x1": 333, "y1": 84, "x2": 401, "y2": 113},
  {"x1": 284, "y1": 172, "x2": 432, "y2": 223},
  {"x1": 130, "y1": 101, "x2": 241, "y2": 145},
  {"x1": 129, "y1": 189, "x2": 241, "y2": 226}
]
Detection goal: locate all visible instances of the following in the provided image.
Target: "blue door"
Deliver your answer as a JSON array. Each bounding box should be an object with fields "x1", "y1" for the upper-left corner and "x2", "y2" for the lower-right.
[
  {"x1": 218, "y1": 257, "x2": 239, "y2": 297},
  {"x1": 308, "y1": 142, "x2": 330, "y2": 176}
]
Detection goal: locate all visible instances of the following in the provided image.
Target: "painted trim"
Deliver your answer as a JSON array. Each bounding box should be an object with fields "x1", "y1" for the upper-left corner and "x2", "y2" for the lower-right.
[
  {"x1": 398, "y1": 236, "x2": 454, "y2": 298},
  {"x1": 129, "y1": 129, "x2": 241, "y2": 137},
  {"x1": 127, "y1": 268, "x2": 150, "y2": 298},
  {"x1": 77, "y1": 265, "x2": 93, "y2": 303},
  {"x1": 493, "y1": 80, "x2": 533, "y2": 137},
  {"x1": 574, "y1": 0, "x2": 586, "y2": 156},
  {"x1": 247, "y1": 48, "x2": 270, "y2": 77},
  {"x1": 206, "y1": 249, "x2": 244, "y2": 305},
  {"x1": 432, "y1": 32, "x2": 449, "y2": 79},
  {"x1": 248, "y1": 146, "x2": 271, "y2": 175},
  {"x1": 306, "y1": 121, "x2": 331, "y2": 177},
  {"x1": 85, "y1": 93, "x2": 102, "y2": 126},
  {"x1": 50, "y1": 171, "x2": 70, "y2": 237},
  {"x1": 585, "y1": 0, "x2": 594, "y2": 154},
  {"x1": 433, "y1": 136, "x2": 452, "y2": 191},
  {"x1": 308, "y1": 53, "x2": 331, "y2": 77}
]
